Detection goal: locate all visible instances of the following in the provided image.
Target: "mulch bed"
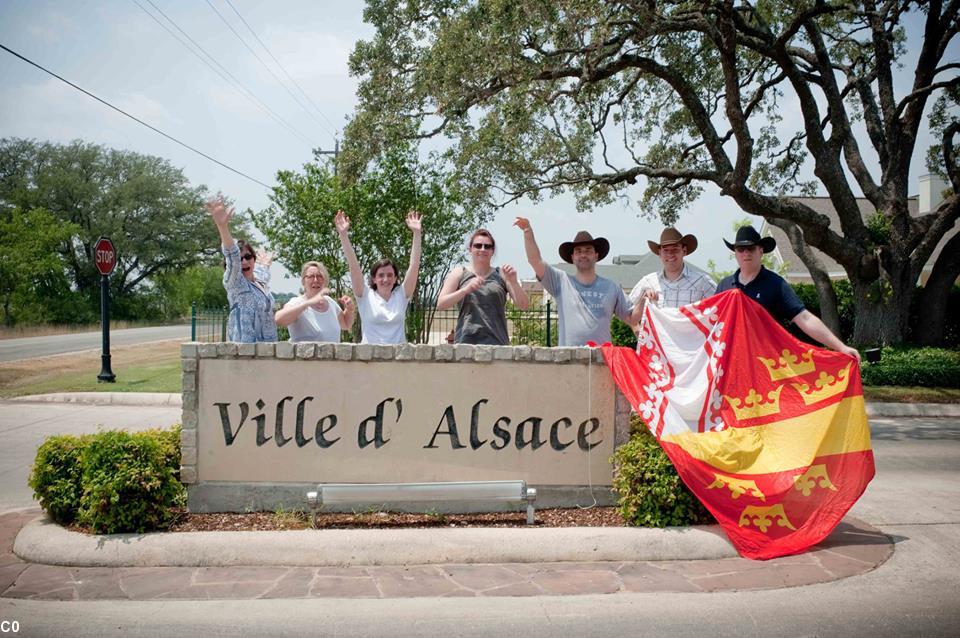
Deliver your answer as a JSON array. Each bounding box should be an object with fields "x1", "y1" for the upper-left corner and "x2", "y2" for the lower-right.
[{"x1": 167, "y1": 507, "x2": 626, "y2": 532}]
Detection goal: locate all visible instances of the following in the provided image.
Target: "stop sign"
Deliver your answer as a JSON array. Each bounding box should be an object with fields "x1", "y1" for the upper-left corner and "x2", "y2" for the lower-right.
[{"x1": 94, "y1": 236, "x2": 117, "y2": 276}]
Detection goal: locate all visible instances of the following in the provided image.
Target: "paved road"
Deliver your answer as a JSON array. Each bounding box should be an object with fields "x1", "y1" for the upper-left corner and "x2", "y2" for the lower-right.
[
  {"x1": 0, "y1": 408, "x2": 957, "y2": 636},
  {"x1": 0, "y1": 402, "x2": 181, "y2": 511},
  {"x1": 0, "y1": 325, "x2": 189, "y2": 362}
]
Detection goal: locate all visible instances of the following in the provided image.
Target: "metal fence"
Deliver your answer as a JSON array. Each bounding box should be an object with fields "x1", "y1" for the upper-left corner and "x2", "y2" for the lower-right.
[
  {"x1": 190, "y1": 302, "x2": 229, "y2": 342},
  {"x1": 190, "y1": 301, "x2": 558, "y2": 346}
]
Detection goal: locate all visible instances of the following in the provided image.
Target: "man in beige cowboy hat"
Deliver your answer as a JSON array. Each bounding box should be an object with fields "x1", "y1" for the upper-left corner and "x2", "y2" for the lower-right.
[
  {"x1": 514, "y1": 217, "x2": 642, "y2": 346},
  {"x1": 630, "y1": 227, "x2": 716, "y2": 310}
]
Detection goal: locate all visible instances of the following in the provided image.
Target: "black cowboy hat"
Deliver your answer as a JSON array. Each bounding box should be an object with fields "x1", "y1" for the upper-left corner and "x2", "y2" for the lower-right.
[
  {"x1": 648, "y1": 227, "x2": 698, "y2": 255},
  {"x1": 559, "y1": 230, "x2": 610, "y2": 263},
  {"x1": 724, "y1": 225, "x2": 776, "y2": 253}
]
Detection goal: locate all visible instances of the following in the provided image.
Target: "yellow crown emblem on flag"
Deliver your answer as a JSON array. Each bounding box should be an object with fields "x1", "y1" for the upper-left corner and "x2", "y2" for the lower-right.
[
  {"x1": 707, "y1": 473, "x2": 766, "y2": 501},
  {"x1": 793, "y1": 464, "x2": 838, "y2": 497},
  {"x1": 758, "y1": 349, "x2": 816, "y2": 381},
  {"x1": 790, "y1": 363, "x2": 853, "y2": 406},
  {"x1": 723, "y1": 386, "x2": 783, "y2": 420},
  {"x1": 738, "y1": 504, "x2": 796, "y2": 533}
]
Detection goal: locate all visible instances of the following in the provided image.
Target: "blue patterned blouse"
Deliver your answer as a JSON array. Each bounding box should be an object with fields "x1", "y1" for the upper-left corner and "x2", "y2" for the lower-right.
[{"x1": 222, "y1": 244, "x2": 278, "y2": 343}]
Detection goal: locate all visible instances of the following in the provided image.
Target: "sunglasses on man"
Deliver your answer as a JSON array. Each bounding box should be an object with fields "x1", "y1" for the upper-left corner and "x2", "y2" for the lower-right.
[{"x1": 472, "y1": 242, "x2": 494, "y2": 250}]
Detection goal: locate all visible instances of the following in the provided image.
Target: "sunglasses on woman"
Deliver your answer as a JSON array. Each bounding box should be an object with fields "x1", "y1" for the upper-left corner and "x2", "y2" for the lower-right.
[{"x1": 241, "y1": 253, "x2": 256, "y2": 261}]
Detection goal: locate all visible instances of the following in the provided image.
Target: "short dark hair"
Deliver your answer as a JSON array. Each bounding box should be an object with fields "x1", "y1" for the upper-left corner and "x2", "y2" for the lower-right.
[
  {"x1": 237, "y1": 240, "x2": 256, "y2": 258},
  {"x1": 222, "y1": 240, "x2": 256, "y2": 269},
  {"x1": 469, "y1": 229, "x2": 495, "y2": 252},
  {"x1": 368, "y1": 259, "x2": 400, "y2": 290}
]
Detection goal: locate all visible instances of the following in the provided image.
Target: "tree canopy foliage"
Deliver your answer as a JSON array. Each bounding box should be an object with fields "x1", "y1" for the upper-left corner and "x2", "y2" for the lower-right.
[
  {"x1": 253, "y1": 145, "x2": 489, "y2": 339},
  {"x1": 0, "y1": 138, "x2": 238, "y2": 322},
  {"x1": 344, "y1": 0, "x2": 960, "y2": 345},
  {"x1": 0, "y1": 208, "x2": 78, "y2": 326}
]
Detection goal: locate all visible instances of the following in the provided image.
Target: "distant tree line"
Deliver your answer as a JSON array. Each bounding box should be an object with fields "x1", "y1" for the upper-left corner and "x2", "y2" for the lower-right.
[{"x1": 0, "y1": 138, "x2": 238, "y2": 327}]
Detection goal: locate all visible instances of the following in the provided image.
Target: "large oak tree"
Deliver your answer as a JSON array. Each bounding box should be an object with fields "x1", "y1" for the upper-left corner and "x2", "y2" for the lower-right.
[
  {"x1": 343, "y1": 0, "x2": 959, "y2": 345},
  {"x1": 0, "y1": 138, "x2": 231, "y2": 319}
]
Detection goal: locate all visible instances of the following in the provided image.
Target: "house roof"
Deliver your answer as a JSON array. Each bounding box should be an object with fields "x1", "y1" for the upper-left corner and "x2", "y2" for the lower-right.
[{"x1": 761, "y1": 196, "x2": 956, "y2": 282}]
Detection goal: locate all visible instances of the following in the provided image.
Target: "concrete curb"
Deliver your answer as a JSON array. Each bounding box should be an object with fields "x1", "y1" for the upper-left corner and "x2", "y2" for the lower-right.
[
  {"x1": 13, "y1": 516, "x2": 737, "y2": 567},
  {"x1": 8, "y1": 392, "x2": 181, "y2": 407},
  {"x1": 5, "y1": 392, "x2": 959, "y2": 416},
  {"x1": 865, "y1": 402, "x2": 960, "y2": 417}
]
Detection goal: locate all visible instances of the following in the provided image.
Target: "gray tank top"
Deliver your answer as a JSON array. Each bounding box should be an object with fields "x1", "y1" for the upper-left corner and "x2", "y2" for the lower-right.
[{"x1": 455, "y1": 267, "x2": 509, "y2": 345}]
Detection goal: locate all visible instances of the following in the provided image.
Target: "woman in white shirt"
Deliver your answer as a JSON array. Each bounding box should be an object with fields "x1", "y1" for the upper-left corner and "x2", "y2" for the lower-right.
[
  {"x1": 275, "y1": 261, "x2": 355, "y2": 342},
  {"x1": 335, "y1": 210, "x2": 422, "y2": 344}
]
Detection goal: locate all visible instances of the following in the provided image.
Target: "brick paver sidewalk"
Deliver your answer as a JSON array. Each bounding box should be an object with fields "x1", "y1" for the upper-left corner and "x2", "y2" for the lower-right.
[{"x1": 0, "y1": 510, "x2": 892, "y2": 600}]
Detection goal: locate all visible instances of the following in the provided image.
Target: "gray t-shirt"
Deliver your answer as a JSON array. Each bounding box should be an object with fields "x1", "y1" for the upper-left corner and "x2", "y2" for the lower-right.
[
  {"x1": 540, "y1": 265, "x2": 633, "y2": 346},
  {"x1": 455, "y1": 267, "x2": 509, "y2": 345}
]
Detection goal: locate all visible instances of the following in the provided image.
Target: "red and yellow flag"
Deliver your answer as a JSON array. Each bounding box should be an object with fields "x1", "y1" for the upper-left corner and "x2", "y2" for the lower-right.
[{"x1": 601, "y1": 289, "x2": 874, "y2": 559}]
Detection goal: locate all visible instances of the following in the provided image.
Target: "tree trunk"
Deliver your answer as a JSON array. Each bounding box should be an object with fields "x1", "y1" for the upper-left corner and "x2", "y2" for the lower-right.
[
  {"x1": 914, "y1": 232, "x2": 960, "y2": 345},
  {"x1": 767, "y1": 218, "x2": 842, "y2": 336},
  {"x1": 850, "y1": 267, "x2": 915, "y2": 346}
]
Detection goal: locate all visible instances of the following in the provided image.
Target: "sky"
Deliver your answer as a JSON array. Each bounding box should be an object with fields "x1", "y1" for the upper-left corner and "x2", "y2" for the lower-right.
[{"x1": 0, "y1": 1, "x2": 948, "y2": 294}]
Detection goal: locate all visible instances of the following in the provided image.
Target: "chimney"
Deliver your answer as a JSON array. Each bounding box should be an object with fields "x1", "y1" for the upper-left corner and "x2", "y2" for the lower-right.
[{"x1": 919, "y1": 173, "x2": 950, "y2": 213}]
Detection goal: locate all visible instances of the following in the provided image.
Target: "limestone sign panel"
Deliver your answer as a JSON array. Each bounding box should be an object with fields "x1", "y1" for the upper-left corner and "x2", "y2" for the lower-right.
[{"x1": 196, "y1": 357, "x2": 616, "y2": 485}]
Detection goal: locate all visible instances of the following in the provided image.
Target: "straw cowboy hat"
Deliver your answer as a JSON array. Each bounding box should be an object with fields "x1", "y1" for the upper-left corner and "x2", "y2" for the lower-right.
[
  {"x1": 723, "y1": 225, "x2": 777, "y2": 253},
  {"x1": 558, "y1": 231, "x2": 610, "y2": 263},
  {"x1": 648, "y1": 227, "x2": 698, "y2": 255}
]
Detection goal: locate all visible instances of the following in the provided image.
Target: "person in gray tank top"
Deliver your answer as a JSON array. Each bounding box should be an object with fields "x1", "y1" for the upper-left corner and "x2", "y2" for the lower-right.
[{"x1": 437, "y1": 229, "x2": 530, "y2": 344}]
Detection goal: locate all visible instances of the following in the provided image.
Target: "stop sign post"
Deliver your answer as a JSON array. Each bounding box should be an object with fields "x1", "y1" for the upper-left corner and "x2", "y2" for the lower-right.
[{"x1": 95, "y1": 237, "x2": 116, "y2": 383}]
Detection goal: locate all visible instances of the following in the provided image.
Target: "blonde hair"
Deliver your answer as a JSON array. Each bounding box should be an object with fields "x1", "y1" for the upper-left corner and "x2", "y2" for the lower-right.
[{"x1": 300, "y1": 261, "x2": 330, "y2": 291}]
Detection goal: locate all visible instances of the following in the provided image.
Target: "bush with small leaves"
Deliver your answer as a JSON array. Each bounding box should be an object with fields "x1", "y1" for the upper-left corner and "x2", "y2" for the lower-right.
[
  {"x1": 611, "y1": 419, "x2": 713, "y2": 527},
  {"x1": 76, "y1": 429, "x2": 185, "y2": 534},
  {"x1": 28, "y1": 434, "x2": 91, "y2": 525},
  {"x1": 29, "y1": 426, "x2": 184, "y2": 534}
]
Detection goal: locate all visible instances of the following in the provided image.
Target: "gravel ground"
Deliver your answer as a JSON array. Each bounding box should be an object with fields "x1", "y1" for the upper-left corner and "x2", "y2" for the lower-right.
[{"x1": 168, "y1": 507, "x2": 626, "y2": 532}]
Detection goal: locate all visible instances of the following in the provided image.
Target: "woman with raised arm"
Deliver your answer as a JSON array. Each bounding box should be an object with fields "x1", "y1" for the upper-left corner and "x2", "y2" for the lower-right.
[
  {"x1": 335, "y1": 209, "x2": 422, "y2": 344},
  {"x1": 274, "y1": 261, "x2": 355, "y2": 342},
  {"x1": 437, "y1": 229, "x2": 529, "y2": 345},
  {"x1": 207, "y1": 196, "x2": 277, "y2": 343}
]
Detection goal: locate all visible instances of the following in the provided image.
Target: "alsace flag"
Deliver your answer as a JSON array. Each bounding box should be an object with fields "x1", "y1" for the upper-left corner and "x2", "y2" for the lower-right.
[{"x1": 601, "y1": 289, "x2": 875, "y2": 560}]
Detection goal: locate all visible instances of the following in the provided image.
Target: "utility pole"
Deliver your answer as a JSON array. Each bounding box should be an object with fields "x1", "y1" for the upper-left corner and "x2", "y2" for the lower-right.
[{"x1": 316, "y1": 139, "x2": 339, "y2": 177}]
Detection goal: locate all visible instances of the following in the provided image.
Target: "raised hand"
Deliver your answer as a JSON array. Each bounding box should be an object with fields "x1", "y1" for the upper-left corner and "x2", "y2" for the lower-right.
[
  {"x1": 206, "y1": 196, "x2": 234, "y2": 227},
  {"x1": 340, "y1": 295, "x2": 354, "y2": 311},
  {"x1": 513, "y1": 216, "x2": 531, "y2": 232},
  {"x1": 405, "y1": 210, "x2": 423, "y2": 233},
  {"x1": 334, "y1": 210, "x2": 350, "y2": 234},
  {"x1": 501, "y1": 263, "x2": 519, "y2": 284},
  {"x1": 256, "y1": 249, "x2": 274, "y2": 267}
]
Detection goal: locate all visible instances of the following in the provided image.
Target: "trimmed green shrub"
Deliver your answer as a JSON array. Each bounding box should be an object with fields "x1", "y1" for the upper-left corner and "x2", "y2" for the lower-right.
[
  {"x1": 860, "y1": 347, "x2": 960, "y2": 388},
  {"x1": 611, "y1": 419, "x2": 713, "y2": 527},
  {"x1": 77, "y1": 429, "x2": 185, "y2": 534},
  {"x1": 28, "y1": 434, "x2": 91, "y2": 525},
  {"x1": 29, "y1": 426, "x2": 185, "y2": 534}
]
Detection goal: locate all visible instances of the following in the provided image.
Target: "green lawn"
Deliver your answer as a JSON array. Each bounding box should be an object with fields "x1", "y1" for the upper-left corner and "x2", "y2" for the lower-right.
[
  {"x1": 0, "y1": 341, "x2": 182, "y2": 398},
  {"x1": 862, "y1": 385, "x2": 960, "y2": 404},
  {"x1": 6, "y1": 359, "x2": 181, "y2": 397}
]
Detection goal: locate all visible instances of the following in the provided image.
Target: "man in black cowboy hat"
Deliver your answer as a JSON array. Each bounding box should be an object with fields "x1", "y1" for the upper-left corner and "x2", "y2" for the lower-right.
[
  {"x1": 717, "y1": 225, "x2": 860, "y2": 362},
  {"x1": 514, "y1": 217, "x2": 641, "y2": 346},
  {"x1": 629, "y1": 227, "x2": 716, "y2": 309}
]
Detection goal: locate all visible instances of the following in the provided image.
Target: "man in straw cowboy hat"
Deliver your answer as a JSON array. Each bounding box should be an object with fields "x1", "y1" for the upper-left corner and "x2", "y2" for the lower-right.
[
  {"x1": 514, "y1": 217, "x2": 642, "y2": 346},
  {"x1": 629, "y1": 227, "x2": 716, "y2": 310},
  {"x1": 717, "y1": 225, "x2": 860, "y2": 362}
]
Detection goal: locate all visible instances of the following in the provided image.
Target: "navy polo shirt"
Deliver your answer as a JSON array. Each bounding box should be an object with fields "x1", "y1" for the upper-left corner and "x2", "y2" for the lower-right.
[{"x1": 716, "y1": 266, "x2": 805, "y2": 323}]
